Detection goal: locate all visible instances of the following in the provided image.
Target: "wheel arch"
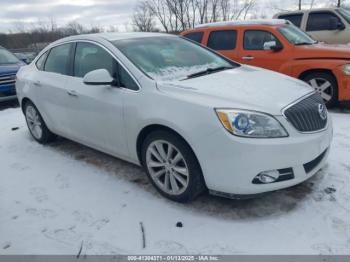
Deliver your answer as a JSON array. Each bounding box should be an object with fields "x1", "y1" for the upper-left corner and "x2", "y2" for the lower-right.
[
  {"x1": 21, "y1": 97, "x2": 33, "y2": 113},
  {"x1": 298, "y1": 68, "x2": 337, "y2": 84},
  {"x1": 136, "y1": 124, "x2": 202, "y2": 172}
]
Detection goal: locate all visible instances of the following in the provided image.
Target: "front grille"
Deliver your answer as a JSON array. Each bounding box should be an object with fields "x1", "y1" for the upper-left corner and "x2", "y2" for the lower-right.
[
  {"x1": 303, "y1": 149, "x2": 327, "y2": 173},
  {"x1": 284, "y1": 93, "x2": 327, "y2": 132},
  {"x1": 0, "y1": 74, "x2": 16, "y2": 86}
]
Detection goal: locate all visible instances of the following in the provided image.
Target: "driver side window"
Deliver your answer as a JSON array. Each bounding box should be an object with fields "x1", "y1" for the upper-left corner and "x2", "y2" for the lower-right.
[
  {"x1": 306, "y1": 12, "x2": 344, "y2": 31},
  {"x1": 74, "y1": 42, "x2": 139, "y2": 90},
  {"x1": 74, "y1": 42, "x2": 116, "y2": 78},
  {"x1": 244, "y1": 30, "x2": 281, "y2": 50}
]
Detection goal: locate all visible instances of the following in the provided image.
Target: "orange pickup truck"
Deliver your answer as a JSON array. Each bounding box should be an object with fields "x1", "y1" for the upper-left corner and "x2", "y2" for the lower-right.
[{"x1": 181, "y1": 20, "x2": 350, "y2": 107}]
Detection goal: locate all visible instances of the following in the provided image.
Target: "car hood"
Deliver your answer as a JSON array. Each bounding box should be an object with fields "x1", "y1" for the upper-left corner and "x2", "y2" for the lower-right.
[
  {"x1": 295, "y1": 43, "x2": 350, "y2": 60},
  {"x1": 156, "y1": 65, "x2": 313, "y2": 115},
  {"x1": 0, "y1": 63, "x2": 23, "y2": 76}
]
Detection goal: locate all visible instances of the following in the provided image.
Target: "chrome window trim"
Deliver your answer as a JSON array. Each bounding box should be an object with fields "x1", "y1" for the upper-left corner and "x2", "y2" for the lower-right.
[
  {"x1": 281, "y1": 91, "x2": 329, "y2": 134},
  {"x1": 35, "y1": 39, "x2": 142, "y2": 93}
]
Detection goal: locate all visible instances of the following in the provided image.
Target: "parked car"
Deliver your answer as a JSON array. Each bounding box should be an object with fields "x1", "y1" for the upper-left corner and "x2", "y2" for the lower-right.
[
  {"x1": 0, "y1": 46, "x2": 25, "y2": 102},
  {"x1": 274, "y1": 8, "x2": 350, "y2": 44},
  {"x1": 13, "y1": 53, "x2": 30, "y2": 64},
  {"x1": 16, "y1": 33, "x2": 332, "y2": 202},
  {"x1": 181, "y1": 19, "x2": 350, "y2": 107},
  {"x1": 13, "y1": 52, "x2": 37, "y2": 64}
]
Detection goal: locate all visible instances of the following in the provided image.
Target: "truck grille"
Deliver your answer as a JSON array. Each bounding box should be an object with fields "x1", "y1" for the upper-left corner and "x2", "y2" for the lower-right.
[
  {"x1": 0, "y1": 74, "x2": 16, "y2": 86},
  {"x1": 283, "y1": 93, "x2": 327, "y2": 132}
]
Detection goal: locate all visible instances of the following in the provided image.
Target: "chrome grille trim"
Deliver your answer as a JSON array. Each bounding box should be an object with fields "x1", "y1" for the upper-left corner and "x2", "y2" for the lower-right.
[
  {"x1": 0, "y1": 74, "x2": 16, "y2": 85},
  {"x1": 282, "y1": 92, "x2": 328, "y2": 133}
]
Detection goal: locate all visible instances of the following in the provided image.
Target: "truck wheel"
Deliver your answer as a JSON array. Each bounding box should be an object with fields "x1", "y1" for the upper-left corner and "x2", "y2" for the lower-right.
[{"x1": 302, "y1": 72, "x2": 338, "y2": 108}]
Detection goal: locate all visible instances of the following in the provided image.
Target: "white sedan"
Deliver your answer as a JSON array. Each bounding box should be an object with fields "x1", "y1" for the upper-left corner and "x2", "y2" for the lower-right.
[{"x1": 16, "y1": 33, "x2": 332, "y2": 202}]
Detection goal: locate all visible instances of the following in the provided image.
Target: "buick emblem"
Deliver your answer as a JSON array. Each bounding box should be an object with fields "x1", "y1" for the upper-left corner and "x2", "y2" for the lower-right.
[{"x1": 318, "y1": 104, "x2": 327, "y2": 120}]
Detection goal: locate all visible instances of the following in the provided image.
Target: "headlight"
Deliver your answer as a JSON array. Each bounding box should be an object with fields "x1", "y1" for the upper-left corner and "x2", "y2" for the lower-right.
[
  {"x1": 343, "y1": 64, "x2": 350, "y2": 75},
  {"x1": 215, "y1": 109, "x2": 288, "y2": 138}
]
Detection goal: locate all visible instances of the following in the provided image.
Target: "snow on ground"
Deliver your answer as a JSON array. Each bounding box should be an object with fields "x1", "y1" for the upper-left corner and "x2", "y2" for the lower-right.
[{"x1": 0, "y1": 105, "x2": 350, "y2": 255}]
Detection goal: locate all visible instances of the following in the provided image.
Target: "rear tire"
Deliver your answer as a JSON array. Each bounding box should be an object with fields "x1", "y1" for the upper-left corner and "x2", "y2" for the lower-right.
[
  {"x1": 24, "y1": 101, "x2": 57, "y2": 144},
  {"x1": 302, "y1": 72, "x2": 338, "y2": 108},
  {"x1": 141, "y1": 130, "x2": 206, "y2": 202}
]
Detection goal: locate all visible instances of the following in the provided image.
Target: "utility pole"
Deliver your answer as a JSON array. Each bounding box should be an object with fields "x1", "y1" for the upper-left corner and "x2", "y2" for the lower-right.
[
  {"x1": 299, "y1": 0, "x2": 301, "y2": 10},
  {"x1": 338, "y1": 0, "x2": 341, "y2": 7}
]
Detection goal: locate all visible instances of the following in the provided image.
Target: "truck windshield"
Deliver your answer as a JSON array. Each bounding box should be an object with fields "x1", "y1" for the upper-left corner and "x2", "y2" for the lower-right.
[
  {"x1": 278, "y1": 24, "x2": 317, "y2": 45},
  {"x1": 0, "y1": 48, "x2": 20, "y2": 65},
  {"x1": 112, "y1": 36, "x2": 237, "y2": 81},
  {"x1": 338, "y1": 8, "x2": 350, "y2": 24}
]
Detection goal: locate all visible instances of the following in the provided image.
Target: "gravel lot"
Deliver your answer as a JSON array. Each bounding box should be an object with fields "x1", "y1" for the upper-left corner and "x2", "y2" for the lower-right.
[{"x1": 0, "y1": 105, "x2": 350, "y2": 255}]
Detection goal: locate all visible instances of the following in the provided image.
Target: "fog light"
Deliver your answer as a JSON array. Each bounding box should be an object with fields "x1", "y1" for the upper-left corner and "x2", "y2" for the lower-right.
[{"x1": 254, "y1": 170, "x2": 280, "y2": 184}]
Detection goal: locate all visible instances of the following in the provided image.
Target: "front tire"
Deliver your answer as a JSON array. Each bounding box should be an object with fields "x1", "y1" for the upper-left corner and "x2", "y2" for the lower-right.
[
  {"x1": 302, "y1": 72, "x2": 338, "y2": 108},
  {"x1": 141, "y1": 130, "x2": 206, "y2": 202},
  {"x1": 24, "y1": 101, "x2": 56, "y2": 144}
]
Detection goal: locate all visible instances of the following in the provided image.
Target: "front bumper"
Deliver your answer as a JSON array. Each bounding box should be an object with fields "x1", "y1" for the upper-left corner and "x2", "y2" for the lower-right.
[
  {"x1": 334, "y1": 67, "x2": 350, "y2": 102},
  {"x1": 0, "y1": 83, "x2": 17, "y2": 102},
  {"x1": 194, "y1": 116, "x2": 333, "y2": 195}
]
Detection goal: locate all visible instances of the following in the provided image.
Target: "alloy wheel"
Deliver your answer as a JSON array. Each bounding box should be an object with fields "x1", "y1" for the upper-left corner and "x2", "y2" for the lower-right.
[
  {"x1": 25, "y1": 105, "x2": 43, "y2": 140},
  {"x1": 146, "y1": 140, "x2": 189, "y2": 195},
  {"x1": 308, "y1": 78, "x2": 333, "y2": 103}
]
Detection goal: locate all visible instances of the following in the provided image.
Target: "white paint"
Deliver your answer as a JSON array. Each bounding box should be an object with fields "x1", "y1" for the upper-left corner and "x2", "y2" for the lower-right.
[{"x1": 0, "y1": 108, "x2": 349, "y2": 254}]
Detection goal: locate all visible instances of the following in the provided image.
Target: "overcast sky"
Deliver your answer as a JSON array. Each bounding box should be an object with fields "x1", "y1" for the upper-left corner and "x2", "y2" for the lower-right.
[{"x1": 0, "y1": 0, "x2": 348, "y2": 33}]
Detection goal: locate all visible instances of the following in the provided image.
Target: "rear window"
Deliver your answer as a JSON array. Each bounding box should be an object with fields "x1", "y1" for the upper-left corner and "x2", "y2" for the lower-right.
[
  {"x1": 278, "y1": 14, "x2": 303, "y2": 27},
  {"x1": 207, "y1": 30, "x2": 237, "y2": 50},
  {"x1": 184, "y1": 32, "x2": 204, "y2": 43}
]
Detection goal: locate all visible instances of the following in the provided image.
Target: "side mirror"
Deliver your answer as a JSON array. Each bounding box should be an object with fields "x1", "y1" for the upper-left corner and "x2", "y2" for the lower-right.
[
  {"x1": 263, "y1": 41, "x2": 283, "y2": 52},
  {"x1": 20, "y1": 58, "x2": 29, "y2": 64},
  {"x1": 83, "y1": 69, "x2": 115, "y2": 86},
  {"x1": 338, "y1": 22, "x2": 346, "y2": 30}
]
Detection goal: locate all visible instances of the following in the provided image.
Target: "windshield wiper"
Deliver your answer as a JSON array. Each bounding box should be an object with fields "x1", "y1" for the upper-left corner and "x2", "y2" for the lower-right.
[{"x1": 184, "y1": 66, "x2": 234, "y2": 80}]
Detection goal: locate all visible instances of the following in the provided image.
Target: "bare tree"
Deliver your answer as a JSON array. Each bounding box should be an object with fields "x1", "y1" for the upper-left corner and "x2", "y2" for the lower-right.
[
  {"x1": 231, "y1": 0, "x2": 256, "y2": 20},
  {"x1": 132, "y1": 1, "x2": 157, "y2": 31},
  {"x1": 65, "y1": 21, "x2": 84, "y2": 35},
  {"x1": 195, "y1": 0, "x2": 209, "y2": 23},
  {"x1": 132, "y1": 0, "x2": 257, "y2": 33},
  {"x1": 146, "y1": 0, "x2": 171, "y2": 32}
]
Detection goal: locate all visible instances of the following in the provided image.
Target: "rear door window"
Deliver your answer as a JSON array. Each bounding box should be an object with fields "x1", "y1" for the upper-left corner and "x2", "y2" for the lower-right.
[
  {"x1": 207, "y1": 30, "x2": 237, "y2": 50},
  {"x1": 278, "y1": 14, "x2": 303, "y2": 27},
  {"x1": 306, "y1": 11, "x2": 344, "y2": 31},
  {"x1": 44, "y1": 43, "x2": 72, "y2": 75},
  {"x1": 184, "y1": 32, "x2": 204, "y2": 43}
]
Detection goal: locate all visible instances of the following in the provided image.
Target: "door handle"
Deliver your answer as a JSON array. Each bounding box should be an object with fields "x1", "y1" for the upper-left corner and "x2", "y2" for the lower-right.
[
  {"x1": 67, "y1": 90, "x2": 78, "y2": 97},
  {"x1": 242, "y1": 56, "x2": 255, "y2": 60}
]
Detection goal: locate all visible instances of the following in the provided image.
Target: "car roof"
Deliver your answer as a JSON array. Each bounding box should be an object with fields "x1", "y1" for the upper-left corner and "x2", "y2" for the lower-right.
[
  {"x1": 56, "y1": 32, "x2": 176, "y2": 44},
  {"x1": 276, "y1": 7, "x2": 341, "y2": 16},
  {"x1": 194, "y1": 19, "x2": 289, "y2": 29}
]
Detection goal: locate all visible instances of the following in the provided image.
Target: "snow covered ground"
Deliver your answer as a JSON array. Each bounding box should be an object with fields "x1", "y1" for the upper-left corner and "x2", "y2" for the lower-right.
[{"x1": 0, "y1": 105, "x2": 350, "y2": 255}]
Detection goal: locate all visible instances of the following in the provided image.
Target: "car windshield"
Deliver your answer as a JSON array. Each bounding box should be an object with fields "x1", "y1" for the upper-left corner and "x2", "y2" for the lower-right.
[
  {"x1": 338, "y1": 8, "x2": 350, "y2": 24},
  {"x1": 0, "y1": 48, "x2": 20, "y2": 65},
  {"x1": 112, "y1": 36, "x2": 237, "y2": 81},
  {"x1": 278, "y1": 24, "x2": 317, "y2": 45}
]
